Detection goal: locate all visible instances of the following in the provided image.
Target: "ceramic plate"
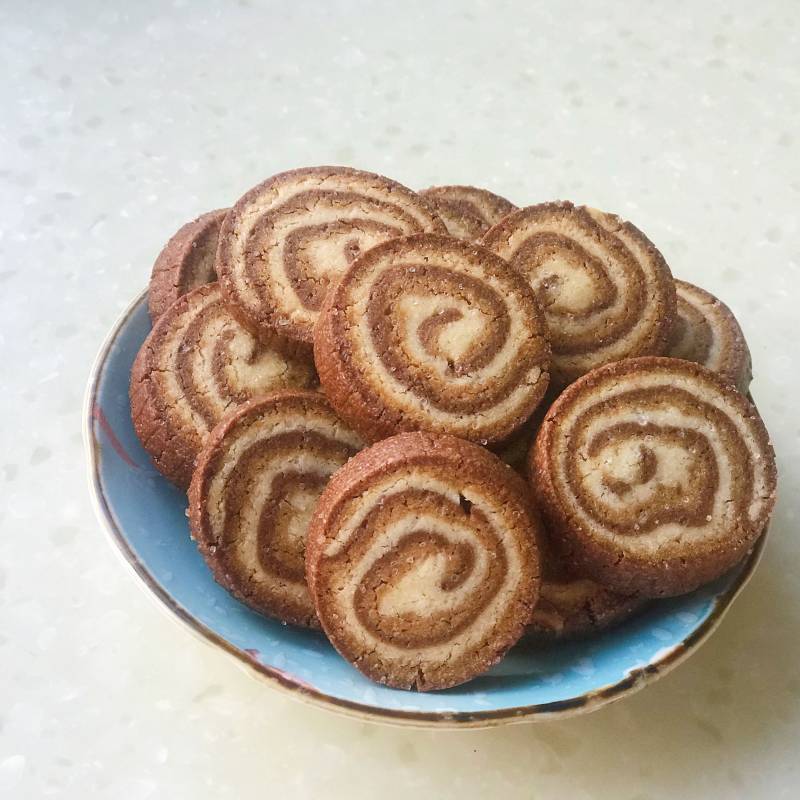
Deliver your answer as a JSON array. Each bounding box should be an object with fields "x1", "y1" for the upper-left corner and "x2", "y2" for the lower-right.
[{"x1": 84, "y1": 291, "x2": 766, "y2": 728}]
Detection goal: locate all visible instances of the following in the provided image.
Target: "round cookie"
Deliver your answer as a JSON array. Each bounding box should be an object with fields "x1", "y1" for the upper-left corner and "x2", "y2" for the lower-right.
[
  {"x1": 216, "y1": 166, "x2": 446, "y2": 346},
  {"x1": 482, "y1": 202, "x2": 676, "y2": 387},
  {"x1": 130, "y1": 283, "x2": 316, "y2": 488},
  {"x1": 148, "y1": 209, "x2": 227, "y2": 321},
  {"x1": 527, "y1": 531, "x2": 644, "y2": 638},
  {"x1": 188, "y1": 391, "x2": 364, "y2": 627},
  {"x1": 419, "y1": 185, "x2": 517, "y2": 240},
  {"x1": 306, "y1": 432, "x2": 542, "y2": 690},
  {"x1": 530, "y1": 357, "x2": 777, "y2": 598},
  {"x1": 668, "y1": 279, "x2": 752, "y2": 393},
  {"x1": 315, "y1": 233, "x2": 551, "y2": 444},
  {"x1": 529, "y1": 574, "x2": 644, "y2": 639}
]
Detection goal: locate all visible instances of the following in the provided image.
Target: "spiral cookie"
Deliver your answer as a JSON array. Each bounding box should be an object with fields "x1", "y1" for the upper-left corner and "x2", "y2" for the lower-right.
[
  {"x1": 668, "y1": 279, "x2": 752, "y2": 393},
  {"x1": 419, "y1": 185, "x2": 517, "y2": 240},
  {"x1": 530, "y1": 357, "x2": 777, "y2": 597},
  {"x1": 188, "y1": 391, "x2": 364, "y2": 627},
  {"x1": 482, "y1": 202, "x2": 676, "y2": 386},
  {"x1": 528, "y1": 532, "x2": 644, "y2": 638},
  {"x1": 130, "y1": 284, "x2": 316, "y2": 488},
  {"x1": 306, "y1": 432, "x2": 542, "y2": 690},
  {"x1": 216, "y1": 166, "x2": 446, "y2": 345},
  {"x1": 315, "y1": 234, "x2": 551, "y2": 444},
  {"x1": 148, "y1": 209, "x2": 227, "y2": 321}
]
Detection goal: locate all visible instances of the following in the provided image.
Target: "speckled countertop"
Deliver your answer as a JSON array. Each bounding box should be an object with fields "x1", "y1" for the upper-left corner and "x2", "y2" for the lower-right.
[{"x1": 2, "y1": 1, "x2": 798, "y2": 797}]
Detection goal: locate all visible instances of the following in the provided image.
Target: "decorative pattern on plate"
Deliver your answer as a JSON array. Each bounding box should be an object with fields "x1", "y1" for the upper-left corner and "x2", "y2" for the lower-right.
[
  {"x1": 130, "y1": 283, "x2": 316, "y2": 487},
  {"x1": 530, "y1": 356, "x2": 776, "y2": 597},
  {"x1": 148, "y1": 209, "x2": 227, "y2": 321},
  {"x1": 668, "y1": 279, "x2": 752, "y2": 393},
  {"x1": 188, "y1": 391, "x2": 363, "y2": 627},
  {"x1": 216, "y1": 166, "x2": 446, "y2": 345},
  {"x1": 482, "y1": 202, "x2": 676, "y2": 386},
  {"x1": 419, "y1": 185, "x2": 516, "y2": 240},
  {"x1": 306, "y1": 432, "x2": 542, "y2": 690},
  {"x1": 315, "y1": 233, "x2": 551, "y2": 444}
]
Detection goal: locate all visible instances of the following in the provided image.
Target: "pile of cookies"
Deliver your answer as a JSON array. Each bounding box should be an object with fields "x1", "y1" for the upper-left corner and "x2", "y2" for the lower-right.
[{"x1": 130, "y1": 166, "x2": 777, "y2": 691}]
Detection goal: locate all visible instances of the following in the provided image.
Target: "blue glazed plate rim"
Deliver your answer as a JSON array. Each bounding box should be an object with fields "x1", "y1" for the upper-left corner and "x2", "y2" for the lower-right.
[{"x1": 83, "y1": 289, "x2": 768, "y2": 729}]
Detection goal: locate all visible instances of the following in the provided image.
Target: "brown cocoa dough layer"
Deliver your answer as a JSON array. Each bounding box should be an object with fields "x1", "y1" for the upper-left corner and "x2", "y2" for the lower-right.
[
  {"x1": 526, "y1": 524, "x2": 645, "y2": 638},
  {"x1": 148, "y1": 209, "x2": 228, "y2": 321},
  {"x1": 529, "y1": 357, "x2": 776, "y2": 598},
  {"x1": 306, "y1": 432, "x2": 542, "y2": 690}
]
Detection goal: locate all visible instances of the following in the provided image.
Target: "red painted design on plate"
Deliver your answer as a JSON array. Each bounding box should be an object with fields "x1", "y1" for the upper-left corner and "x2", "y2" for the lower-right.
[{"x1": 92, "y1": 403, "x2": 139, "y2": 469}]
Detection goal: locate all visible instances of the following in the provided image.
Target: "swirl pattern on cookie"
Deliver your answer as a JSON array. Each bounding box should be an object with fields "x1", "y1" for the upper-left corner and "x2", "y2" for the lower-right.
[
  {"x1": 530, "y1": 357, "x2": 776, "y2": 597},
  {"x1": 482, "y1": 202, "x2": 676, "y2": 386},
  {"x1": 188, "y1": 392, "x2": 363, "y2": 627},
  {"x1": 315, "y1": 234, "x2": 551, "y2": 444},
  {"x1": 148, "y1": 209, "x2": 227, "y2": 321},
  {"x1": 306, "y1": 433, "x2": 542, "y2": 690},
  {"x1": 668, "y1": 279, "x2": 752, "y2": 393},
  {"x1": 419, "y1": 185, "x2": 517, "y2": 240},
  {"x1": 130, "y1": 284, "x2": 316, "y2": 487},
  {"x1": 216, "y1": 166, "x2": 446, "y2": 345}
]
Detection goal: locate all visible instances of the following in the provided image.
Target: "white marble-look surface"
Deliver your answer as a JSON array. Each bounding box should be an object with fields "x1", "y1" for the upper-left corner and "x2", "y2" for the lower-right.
[{"x1": 1, "y1": 0, "x2": 798, "y2": 797}]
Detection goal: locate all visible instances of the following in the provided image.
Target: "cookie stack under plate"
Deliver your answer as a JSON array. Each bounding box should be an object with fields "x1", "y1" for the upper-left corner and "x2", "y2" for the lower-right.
[{"x1": 130, "y1": 166, "x2": 777, "y2": 691}]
